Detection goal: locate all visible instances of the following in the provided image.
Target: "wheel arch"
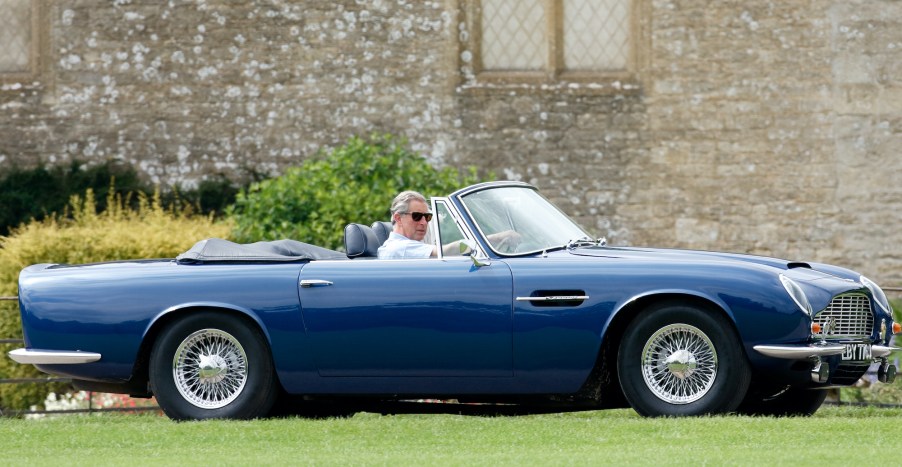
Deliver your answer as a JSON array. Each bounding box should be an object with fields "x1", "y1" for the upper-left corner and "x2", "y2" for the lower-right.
[
  {"x1": 131, "y1": 304, "x2": 280, "y2": 396},
  {"x1": 581, "y1": 292, "x2": 746, "y2": 405}
]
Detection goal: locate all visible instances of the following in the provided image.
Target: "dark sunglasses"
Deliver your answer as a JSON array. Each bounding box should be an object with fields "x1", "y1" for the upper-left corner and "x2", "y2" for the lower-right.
[{"x1": 402, "y1": 211, "x2": 433, "y2": 222}]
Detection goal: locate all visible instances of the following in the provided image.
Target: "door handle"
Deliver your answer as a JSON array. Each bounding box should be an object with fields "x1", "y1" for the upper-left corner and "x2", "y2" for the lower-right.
[
  {"x1": 300, "y1": 279, "x2": 334, "y2": 288},
  {"x1": 516, "y1": 295, "x2": 589, "y2": 302}
]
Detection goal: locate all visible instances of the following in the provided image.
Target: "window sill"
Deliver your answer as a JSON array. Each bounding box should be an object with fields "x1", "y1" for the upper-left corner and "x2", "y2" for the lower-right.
[{"x1": 456, "y1": 71, "x2": 643, "y2": 97}]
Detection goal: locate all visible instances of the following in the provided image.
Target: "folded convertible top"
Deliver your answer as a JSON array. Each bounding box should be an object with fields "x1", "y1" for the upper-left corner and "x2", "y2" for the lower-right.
[{"x1": 176, "y1": 238, "x2": 348, "y2": 263}]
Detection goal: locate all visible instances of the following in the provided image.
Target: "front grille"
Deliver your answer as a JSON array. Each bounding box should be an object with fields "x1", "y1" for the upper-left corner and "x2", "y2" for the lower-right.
[{"x1": 813, "y1": 294, "x2": 874, "y2": 338}]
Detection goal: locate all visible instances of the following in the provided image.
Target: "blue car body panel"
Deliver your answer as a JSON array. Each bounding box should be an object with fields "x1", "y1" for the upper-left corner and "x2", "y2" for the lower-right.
[
  {"x1": 295, "y1": 258, "x2": 514, "y2": 388},
  {"x1": 18, "y1": 245, "x2": 871, "y2": 392}
]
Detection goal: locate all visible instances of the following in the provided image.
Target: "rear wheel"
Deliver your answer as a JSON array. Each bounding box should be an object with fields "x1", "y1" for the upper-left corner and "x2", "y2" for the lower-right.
[
  {"x1": 617, "y1": 302, "x2": 751, "y2": 416},
  {"x1": 150, "y1": 312, "x2": 278, "y2": 420}
]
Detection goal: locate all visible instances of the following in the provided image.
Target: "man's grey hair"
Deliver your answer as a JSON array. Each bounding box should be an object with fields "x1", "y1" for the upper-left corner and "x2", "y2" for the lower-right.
[{"x1": 390, "y1": 190, "x2": 427, "y2": 224}]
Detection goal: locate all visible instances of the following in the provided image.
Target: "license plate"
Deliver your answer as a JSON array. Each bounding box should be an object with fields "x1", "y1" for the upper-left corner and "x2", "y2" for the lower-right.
[{"x1": 841, "y1": 344, "x2": 872, "y2": 361}]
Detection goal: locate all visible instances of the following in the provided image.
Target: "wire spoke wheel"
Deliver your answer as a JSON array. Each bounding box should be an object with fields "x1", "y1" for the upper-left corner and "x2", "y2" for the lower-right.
[
  {"x1": 173, "y1": 329, "x2": 249, "y2": 409},
  {"x1": 641, "y1": 324, "x2": 717, "y2": 404},
  {"x1": 150, "y1": 312, "x2": 277, "y2": 420},
  {"x1": 617, "y1": 302, "x2": 750, "y2": 416}
]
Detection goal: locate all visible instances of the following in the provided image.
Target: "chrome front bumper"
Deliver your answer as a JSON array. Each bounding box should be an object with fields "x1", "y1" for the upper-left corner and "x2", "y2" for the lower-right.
[
  {"x1": 753, "y1": 344, "x2": 897, "y2": 360},
  {"x1": 8, "y1": 348, "x2": 102, "y2": 364},
  {"x1": 754, "y1": 343, "x2": 899, "y2": 384}
]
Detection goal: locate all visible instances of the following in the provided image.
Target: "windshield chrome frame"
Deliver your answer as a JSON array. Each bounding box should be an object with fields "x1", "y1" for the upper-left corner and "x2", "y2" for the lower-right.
[{"x1": 453, "y1": 182, "x2": 591, "y2": 257}]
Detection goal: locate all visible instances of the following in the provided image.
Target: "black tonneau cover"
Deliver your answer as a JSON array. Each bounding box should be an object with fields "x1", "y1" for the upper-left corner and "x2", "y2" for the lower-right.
[{"x1": 176, "y1": 238, "x2": 347, "y2": 263}]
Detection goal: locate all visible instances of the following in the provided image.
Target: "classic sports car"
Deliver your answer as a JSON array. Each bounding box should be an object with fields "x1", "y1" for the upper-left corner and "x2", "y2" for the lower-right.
[{"x1": 9, "y1": 181, "x2": 900, "y2": 420}]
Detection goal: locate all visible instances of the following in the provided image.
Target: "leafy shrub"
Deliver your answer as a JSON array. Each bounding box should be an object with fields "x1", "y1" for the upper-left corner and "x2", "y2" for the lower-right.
[
  {"x1": 228, "y1": 134, "x2": 489, "y2": 250},
  {"x1": 0, "y1": 189, "x2": 232, "y2": 411},
  {"x1": 171, "y1": 177, "x2": 244, "y2": 218}
]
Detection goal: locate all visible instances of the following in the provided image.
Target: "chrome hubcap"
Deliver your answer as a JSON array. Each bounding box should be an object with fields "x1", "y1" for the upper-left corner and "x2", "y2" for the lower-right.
[
  {"x1": 641, "y1": 324, "x2": 717, "y2": 404},
  {"x1": 173, "y1": 329, "x2": 248, "y2": 409},
  {"x1": 664, "y1": 349, "x2": 697, "y2": 379},
  {"x1": 197, "y1": 354, "x2": 229, "y2": 383}
]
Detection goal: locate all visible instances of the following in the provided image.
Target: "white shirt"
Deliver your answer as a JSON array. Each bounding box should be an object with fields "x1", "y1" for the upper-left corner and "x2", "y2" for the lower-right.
[{"x1": 377, "y1": 232, "x2": 434, "y2": 259}]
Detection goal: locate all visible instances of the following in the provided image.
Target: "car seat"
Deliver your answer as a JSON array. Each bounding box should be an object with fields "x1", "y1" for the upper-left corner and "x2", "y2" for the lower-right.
[
  {"x1": 371, "y1": 221, "x2": 392, "y2": 246},
  {"x1": 343, "y1": 223, "x2": 381, "y2": 258}
]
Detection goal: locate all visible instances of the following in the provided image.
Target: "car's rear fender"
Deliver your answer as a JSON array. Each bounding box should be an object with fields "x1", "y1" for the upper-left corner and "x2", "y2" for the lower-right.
[{"x1": 129, "y1": 303, "x2": 282, "y2": 394}]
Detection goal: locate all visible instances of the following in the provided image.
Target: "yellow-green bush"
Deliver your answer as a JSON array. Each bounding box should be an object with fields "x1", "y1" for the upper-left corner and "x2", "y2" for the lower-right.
[{"x1": 0, "y1": 189, "x2": 232, "y2": 411}]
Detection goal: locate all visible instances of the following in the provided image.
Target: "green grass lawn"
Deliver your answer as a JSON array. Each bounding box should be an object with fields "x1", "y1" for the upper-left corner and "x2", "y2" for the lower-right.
[{"x1": 1, "y1": 405, "x2": 900, "y2": 466}]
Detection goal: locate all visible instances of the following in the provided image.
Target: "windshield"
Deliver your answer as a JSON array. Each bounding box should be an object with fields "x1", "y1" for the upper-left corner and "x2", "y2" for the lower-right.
[{"x1": 460, "y1": 186, "x2": 591, "y2": 255}]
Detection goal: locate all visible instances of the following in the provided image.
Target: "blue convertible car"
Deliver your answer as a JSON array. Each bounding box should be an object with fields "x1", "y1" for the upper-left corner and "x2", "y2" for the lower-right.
[{"x1": 9, "y1": 181, "x2": 900, "y2": 420}]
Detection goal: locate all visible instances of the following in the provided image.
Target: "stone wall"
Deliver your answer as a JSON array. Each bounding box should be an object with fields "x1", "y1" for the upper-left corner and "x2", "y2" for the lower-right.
[
  {"x1": 625, "y1": 0, "x2": 902, "y2": 282},
  {"x1": 1, "y1": 0, "x2": 900, "y2": 284},
  {"x1": 1, "y1": 0, "x2": 460, "y2": 181}
]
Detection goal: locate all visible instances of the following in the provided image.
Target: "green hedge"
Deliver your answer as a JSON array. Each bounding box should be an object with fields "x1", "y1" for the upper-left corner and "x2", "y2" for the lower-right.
[
  {"x1": 0, "y1": 190, "x2": 232, "y2": 411},
  {"x1": 0, "y1": 161, "x2": 145, "y2": 236},
  {"x1": 0, "y1": 160, "x2": 246, "y2": 236},
  {"x1": 228, "y1": 134, "x2": 489, "y2": 250}
]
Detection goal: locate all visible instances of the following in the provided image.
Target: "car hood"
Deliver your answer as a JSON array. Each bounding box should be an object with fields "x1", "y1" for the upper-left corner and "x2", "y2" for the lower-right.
[{"x1": 565, "y1": 246, "x2": 856, "y2": 282}]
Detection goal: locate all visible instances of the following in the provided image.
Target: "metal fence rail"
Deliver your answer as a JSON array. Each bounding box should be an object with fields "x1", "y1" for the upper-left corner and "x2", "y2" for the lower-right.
[
  {"x1": 1, "y1": 296, "x2": 22, "y2": 346},
  {"x1": 1, "y1": 295, "x2": 161, "y2": 416}
]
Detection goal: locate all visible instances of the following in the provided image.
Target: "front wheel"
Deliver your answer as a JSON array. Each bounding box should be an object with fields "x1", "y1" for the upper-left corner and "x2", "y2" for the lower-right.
[
  {"x1": 149, "y1": 312, "x2": 278, "y2": 420},
  {"x1": 617, "y1": 302, "x2": 751, "y2": 416}
]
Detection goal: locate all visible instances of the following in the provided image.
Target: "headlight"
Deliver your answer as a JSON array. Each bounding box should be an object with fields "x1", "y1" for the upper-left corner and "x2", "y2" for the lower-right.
[
  {"x1": 780, "y1": 274, "x2": 812, "y2": 316},
  {"x1": 860, "y1": 275, "x2": 893, "y2": 315}
]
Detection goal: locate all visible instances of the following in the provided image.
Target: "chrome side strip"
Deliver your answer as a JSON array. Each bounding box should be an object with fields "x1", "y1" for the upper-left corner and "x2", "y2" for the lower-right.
[
  {"x1": 516, "y1": 296, "x2": 589, "y2": 302},
  {"x1": 8, "y1": 348, "x2": 102, "y2": 364},
  {"x1": 753, "y1": 344, "x2": 845, "y2": 359}
]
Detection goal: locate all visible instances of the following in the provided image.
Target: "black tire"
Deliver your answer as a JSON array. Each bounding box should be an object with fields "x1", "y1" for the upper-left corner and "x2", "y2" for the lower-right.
[
  {"x1": 738, "y1": 387, "x2": 828, "y2": 417},
  {"x1": 617, "y1": 301, "x2": 751, "y2": 416},
  {"x1": 149, "y1": 311, "x2": 278, "y2": 420}
]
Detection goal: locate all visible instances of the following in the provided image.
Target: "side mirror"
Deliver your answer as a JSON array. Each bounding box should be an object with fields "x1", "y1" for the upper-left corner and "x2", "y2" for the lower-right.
[
  {"x1": 459, "y1": 240, "x2": 475, "y2": 256},
  {"x1": 460, "y1": 240, "x2": 490, "y2": 267}
]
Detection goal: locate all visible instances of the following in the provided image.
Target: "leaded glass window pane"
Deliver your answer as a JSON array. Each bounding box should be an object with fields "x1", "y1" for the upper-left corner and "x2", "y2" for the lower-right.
[
  {"x1": 480, "y1": 0, "x2": 547, "y2": 70},
  {"x1": 563, "y1": 0, "x2": 630, "y2": 70},
  {"x1": 0, "y1": 0, "x2": 32, "y2": 73}
]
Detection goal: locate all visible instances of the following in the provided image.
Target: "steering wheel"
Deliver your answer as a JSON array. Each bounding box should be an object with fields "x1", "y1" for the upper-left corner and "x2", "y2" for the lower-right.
[{"x1": 493, "y1": 230, "x2": 522, "y2": 254}]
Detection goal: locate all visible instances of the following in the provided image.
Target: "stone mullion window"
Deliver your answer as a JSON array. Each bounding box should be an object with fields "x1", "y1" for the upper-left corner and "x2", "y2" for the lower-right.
[
  {"x1": 466, "y1": 0, "x2": 642, "y2": 85},
  {"x1": 0, "y1": 0, "x2": 43, "y2": 79}
]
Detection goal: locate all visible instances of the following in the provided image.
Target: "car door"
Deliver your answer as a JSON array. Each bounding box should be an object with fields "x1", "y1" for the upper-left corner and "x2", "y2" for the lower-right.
[{"x1": 298, "y1": 258, "x2": 514, "y2": 377}]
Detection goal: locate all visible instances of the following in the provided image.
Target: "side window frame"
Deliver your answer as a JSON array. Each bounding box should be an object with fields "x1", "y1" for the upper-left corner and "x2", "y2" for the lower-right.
[{"x1": 431, "y1": 197, "x2": 485, "y2": 260}]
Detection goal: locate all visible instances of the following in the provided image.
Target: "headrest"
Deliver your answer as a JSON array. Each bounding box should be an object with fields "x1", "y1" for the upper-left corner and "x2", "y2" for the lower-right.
[
  {"x1": 371, "y1": 221, "x2": 393, "y2": 245},
  {"x1": 343, "y1": 223, "x2": 380, "y2": 258}
]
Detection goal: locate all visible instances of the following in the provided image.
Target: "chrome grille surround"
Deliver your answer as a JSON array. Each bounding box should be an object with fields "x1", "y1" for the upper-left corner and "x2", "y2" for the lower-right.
[{"x1": 813, "y1": 294, "x2": 874, "y2": 339}]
